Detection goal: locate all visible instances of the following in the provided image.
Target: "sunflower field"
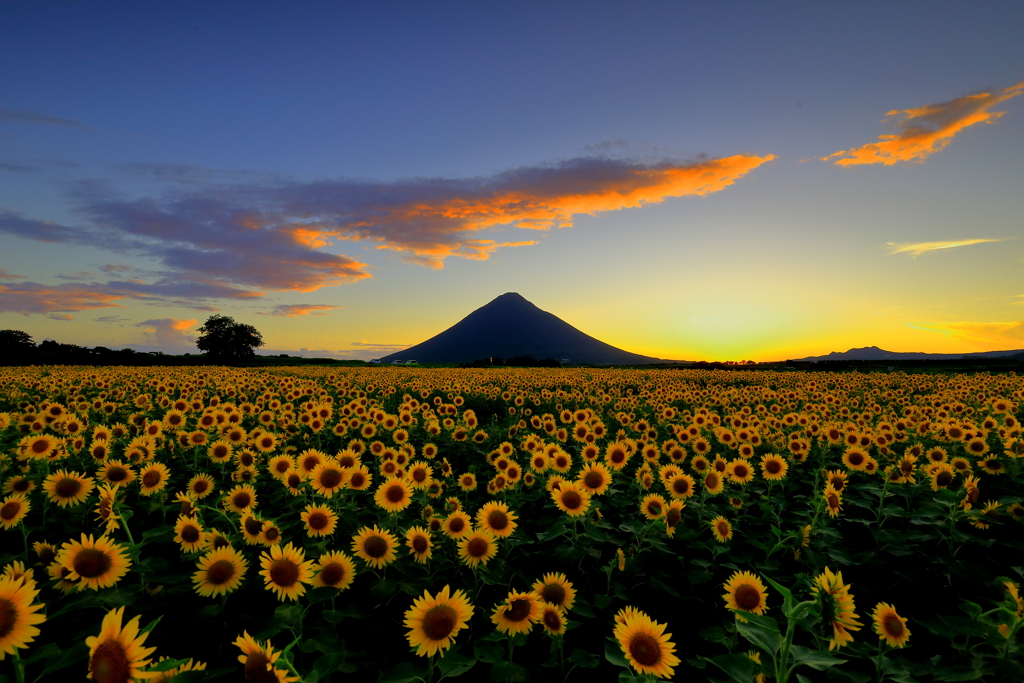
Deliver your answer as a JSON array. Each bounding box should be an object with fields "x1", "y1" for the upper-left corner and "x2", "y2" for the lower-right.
[{"x1": 0, "y1": 365, "x2": 1022, "y2": 683}]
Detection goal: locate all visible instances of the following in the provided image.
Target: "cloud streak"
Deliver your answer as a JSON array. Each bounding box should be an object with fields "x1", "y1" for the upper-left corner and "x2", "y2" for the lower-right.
[
  {"x1": 912, "y1": 320, "x2": 1024, "y2": 345},
  {"x1": 258, "y1": 304, "x2": 341, "y2": 317},
  {"x1": 823, "y1": 81, "x2": 1024, "y2": 166},
  {"x1": 887, "y1": 238, "x2": 1009, "y2": 257},
  {"x1": 0, "y1": 108, "x2": 91, "y2": 129},
  {"x1": 0, "y1": 282, "x2": 129, "y2": 314}
]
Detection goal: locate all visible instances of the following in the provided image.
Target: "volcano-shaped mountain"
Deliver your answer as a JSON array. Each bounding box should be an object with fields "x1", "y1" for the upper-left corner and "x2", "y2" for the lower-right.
[{"x1": 378, "y1": 293, "x2": 669, "y2": 365}]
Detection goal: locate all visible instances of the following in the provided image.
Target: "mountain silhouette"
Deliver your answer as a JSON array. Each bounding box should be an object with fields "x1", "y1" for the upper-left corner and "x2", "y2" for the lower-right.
[
  {"x1": 378, "y1": 293, "x2": 670, "y2": 365},
  {"x1": 794, "y1": 346, "x2": 1024, "y2": 362}
]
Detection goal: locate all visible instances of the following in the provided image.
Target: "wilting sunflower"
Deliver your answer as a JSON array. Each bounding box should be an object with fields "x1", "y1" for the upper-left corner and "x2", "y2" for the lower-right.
[
  {"x1": 476, "y1": 501, "x2": 518, "y2": 538},
  {"x1": 186, "y1": 473, "x2": 216, "y2": 499},
  {"x1": 224, "y1": 484, "x2": 257, "y2": 513},
  {"x1": 174, "y1": 514, "x2": 206, "y2": 553},
  {"x1": 233, "y1": 631, "x2": 299, "y2": 683},
  {"x1": 703, "y1": 470, "x2": 725, "y2": 496},
  {"x1": 374, "y1": 477, "x2": 414, "y2": 513},
  {"x1": 43, "y1": 469, "x2": 95, "y2": 507},
  {"x1": 0, "y1": 495, "x2": 29, "y2": 530},
  {"x1": 94, "y1": 485, "x2": 121, "y2": 534},
  {"x1": 812, "y1": 567, "x2": 862, "y2": 650},
  {"x1": 532, "y1": 572, "x2": 575, "y2": 611},
  {"x1": 710, "y1": 515, "x2": 733, "y2": 543},
  {"x1": 405, "y1": 526, "x2": 433, "y2": 564},
  {"x1": 301, "y1": 504, "x2": 338, "y2": 537},
  {"x1": 664, "y1": 500, "x2": 684, "y2": 538},
  {"x1": 491, "y1": 590, "x2": 540, "y2": 635},
  {"x1": 0, "y1": 575, "x2": 46, "y2": 660},
  {"x1": 613, "y1": 607, "x2": 681, "y2": 680},
  {"x1": 311, "y1": 551, "x2": 356, "y2": 591},
  {"x1": 85, "y1": 607, "x2": 157, "y2": 682},
  {"x1": 310, "y1": 461, "x2": 348, "y2": 498},
  {"x1": 57, "y1": 533, "x2": 131, "y2": 590},
  {"x1": 260, "y1": 542, "x2": 315, "y2": 602},
  {"x1": 138, "y1": 463, "x2": 171, "y2": 497},
  {"x1": 551, "y1": 481, "x2": 591, "y2": 517},
  {"x1": 824, "y1": 483, "x2": 843, "y2": 518},
  {"x1": 872, "y1": 603, "x2": 910, "y2": 648},
  {"x1": 759, "y1": 454, "x2": 788, "y2": 481},
  {"x1": 351, "y1": 525, "x2": 399, "y2": 569},
  {"x1": 722, "y1": 570, "x2": 769, "y2": 615},
  {"x1": 577, "y1": 462, "x2": 612, "y2": 495},
  {"x1": 192, "y1": 546, "x2": 248, "y2": 597},
  {"x1": 640, "y1": 494, "x2": 667, "y2": 520},
  {"x1": 404, "y1": 585, "x2": 474, "y2": 657},
  {"x1": 458, "y1": 529, "x2": 498, "y2": 568},
  {"x1": 442, "y1": 510, "x2": 473, "y2": 539}
]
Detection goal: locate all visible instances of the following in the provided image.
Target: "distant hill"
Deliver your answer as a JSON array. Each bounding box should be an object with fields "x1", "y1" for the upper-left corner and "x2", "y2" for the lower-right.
[
  {"x1": 378, "y1": 293, "x2": 674, "y2": 365},
  {"x1": 793, "y1": 346, "x2": 1024, "y2": 362}
]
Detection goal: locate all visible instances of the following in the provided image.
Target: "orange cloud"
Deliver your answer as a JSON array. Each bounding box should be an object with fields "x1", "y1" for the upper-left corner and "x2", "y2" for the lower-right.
[
  {"x1": 136, "y1": 318, "x2": 198, "y2": 349},
  {"x1": 259, "y1": 304, "x2": 341, "y2": 317},
  {"x1": 0, "y1": 282, "x2": 127, "y2": 314},
  {"x1": 823, "y1": 80, "x2": 1024, "y2": 166}
]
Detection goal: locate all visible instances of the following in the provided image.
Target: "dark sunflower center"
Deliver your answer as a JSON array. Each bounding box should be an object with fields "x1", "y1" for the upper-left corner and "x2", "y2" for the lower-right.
[
  {"x1": 717, "y1": 521, "x2": 730, "y2": 537},
  {"x1": 107, "y1": 467, "x2": 127, "y2": 482},
  {"x1": 411, "y1": 535, "x2": 429, "y2": 553},
  {"x1": 363, "y1": 536, "x2": 388, "y2": 558},
  {"x1": 672, "y1": 478, "x2": 690, "y2": 495},
  {"x1": 412, "y1": 468, "x2": 427, "y2": 482},
  {"x1": 74, "y1": 548, "x2": 112, "y2": 578},
  {"x1": 0, "y1": 598, "x2": 15, "y2": 639},
  {"x1": 543, "y1": 608, "x2": 562, "y2": 631},
  {"x1": 883, "y1": 614, "x2": 904, "y2": 637},
  {"x1": 935, "y1": 471, "x2": 953, "y2": 487},
  {"x1": 487, "y1": 510, "x2": 508, "y2": 530},
  {"x1": 0, "y1": 501, "x2": 20, "y2": 521},
  {"x1": 89, "y1": 639, "x2": 132, "y2": 683},
  {"x1": 583, "y1": 471, "x2": 603, "y2": 489},
  {"x1": 421, "y1": 604, "x2": 457, "y2": 641},
  {"x1": 263, "y1": 527, "x2": 280, "y2": 541},
  {"x1": 212, "y1": 446, "x2": 229, "y2": 459},
  {"x1": 269, "y1": 559, "x2": 299, "y2": 587},
  {"x1": 12, "y1": 479, "x2": 29, "y2": 493},
  {"x1": 848, "y1": 453, "x2": 864, "y2": 466},
  {"x1": 233, "y1": 492, "x2": 252, "y2": 509},
  {"x1": 244, "y1": 652, "x2": 279, "y2": 683},
  {"x1": 319, "y1": 562, "x2": 345, "y2": 585},
  {"x1": 666, "y1": 508, "x2": 681, "y2": 527},
  {"x1": 448, "y1": 518, "x2": 465, "y2": 533},
  {"x1": 560, "y1": 490, "x2": 582, "y2": 510},
  {"x1": 705, "y1": 473, "x2": 720, "y2": 489},
  {"x1": 193, "y1": 480, "x2": 210, "y2": 493},
  {"x1": 287, "y1": 474, "x2": 301, "y2": 488},
  {"x1": 611, "y1": 451, "x2": 625, "y2": 464},
  {"x1": 385, "y1": 485, "x2": 406, "y2": 503},
  {"x1": 628, "y1": 632, "x2": 662, "y2": 666},
  {"x1": 319, "y1": 470, "x2": 343, "y2": 489},
  {"x1": 827, "y1": 493, "x2": 840, "y2": 508},
  {"x1": 541, "y1": 584, "x2": 566, "y2": 606},
  {"x1": 31, "y1": 439, "x2": 50, "y2": 454},
  {"x1": 56, "y1": 477, "x2": 82, "y2": 498},
  {"x1": 308, "y1": 512, "x2": 328, "y2": 530},
  {"x1": 766, "y1": 460, "x2": 781, "y2": 474},
  {"x1": 734, "y1": 584, "x2": 762, "y2": 611},
  {"x1": 734, "y1": 465, "x2": 749, "y2": 478},
  {"x1": 274, "y1": 460, "x2": 290, "y2": 473},
  {"x1": 243, "y1": 518, "x2": 262, "y2": 536},
  {"x1": 505, "y1": 598, "x2": 532, "y2": 622},
  {"x1": 142, "y1": 471, "x2": 161, "y2": 488},
  {"x1": 466, "y1": 538, "x2": 488, "y2": 557}
]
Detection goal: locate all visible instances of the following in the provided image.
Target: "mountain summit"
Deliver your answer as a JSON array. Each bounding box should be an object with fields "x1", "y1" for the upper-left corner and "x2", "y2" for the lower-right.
[{"x1": 378, "y1": 292, "x2": 667, "y2": 365}]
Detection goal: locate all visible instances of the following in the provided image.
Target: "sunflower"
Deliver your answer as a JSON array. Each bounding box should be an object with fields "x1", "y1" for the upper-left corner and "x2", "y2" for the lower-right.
[
  {"x1": 224, "y1": 484, "x2": 257, "y2": 513},
  {"x1": 268, "y1": 455, "x2": 295, "y2": 480},
  {"x1": 233, "y1": 631, "x2": 299, "y2": 683},
  {"x1": 311, "y1": 551, "x2": 356, "y2": 591},
  {"x1": 759, "y1": 454, "x2": 788, "y2": 481},
  {"x1": 664, "y1": 500, "x2": 684, "y2": 538},
  {"x1": 138, "y1": 463, "x2": 170, "y2": 497},
  {"x1": 709, "y1": 515, "x2": 733, "y2": 543},
  {"x1": 812, "y1": 567, "x2": 862, "y2": 650},
  {"x1": 374, "y1": 477, "x2": 414, "y2": 514},
  {"x1": 192, "y1": 547, "x2": 248, "y2": 597},
  {"x1": 491, "y1": 590, "x2": 540, "y2": 635},
  {"x1": 476, "y1": 501, "x2": 518, "y2": 539},
  {"x1": 929, "y1": 464, "x2": 956, "y2": 491},
  {"x1": 977, "y1": 457, "x2": 1005, "y2": 475},
  {"x1": 640, "y1": 494, "x2": 667, "y2": 520},
  {"x1": 458, "y1": 529, "x2": 498, "y2": 568},
  {"x1": 57, "y1": 533, "x2": 131, "y2": 590},
  {"x1": 665, "y1": 473, "x2": 696, "y2": 500},
  {"x1": 3, "y1": 476, "x2": 34, "y2": 496},
  {"x1": 85, "y1": 607, "x2": 157, "y2": 682},
  {"x1": 539, "y1": 604, "x2": 566, "y2": 636},
  {"x1": 174, "y1": 515, "x2": 207, "y2": 553},
  {"x1": 0, "y1": 575, "x2": 46, "y2": 660},
  {"x1": 239, "y1": 512, "x2": 266, "y2": 545},
  {"x1": 97, "y1": 461, "x2": 135, "y2": 489},
  {"x1": 346, "y1": 465, "x2": 372, "y2": 491},
  {"x1": 872, "y1": 603, "x2": 910, "y2": 648},
  {"x1": 182, "y1": 473, "x2": 214, "y2": 500},
  {"x1": 613, "y1": 607, "x2": 681, "y2": 679},
  {"x1": 0, "y1": 495, "x2": 29, "y2": 530},
  {"x1": 351, "y1": 525, "x2": 398, "y2": 569},
  {"x1": 253, "y1": 432, "x2": 279, "y2": 454},
  {"x1": 407, "y1": 461, "x2": 433, "y2": 490},
  {"x1": 301, "y1": 504, "x2": 337, "y2": 537},
  {"x1": 259, "y1": 521, "x2": 282, "y2": 546},
  {"x1": 532, "y1": 572, "x2": 575, "y2": 611},
  {"x1": 457, "y1": 472, "x2": 478, "y2": 492},
  {"x1": 43, "y1": 469, "x2": 95, "y2": 507},
  {"x1": 551, "y1": 481, "x2": 591, "y2": 517},
  {"x1": 93, "y1": 485, "x2": 121, "y2": 534},
  {"x1": 824, "y1": 483, "x2": 842, "y2": 518},
  {"x1": 727, "y1": 459, "x2": 755, "y2": 485},
  {"x1": 577, "y1": 462, "x2": 612, "y2": 495},
  {"x1": 604, "y1": 443, "x2": 630, "y2": 470},
  {"x1": 842, "y1": 447, "x2": 869, "y2": 471},
  {"x1": 404, "y1": 585, "x2": 474, "y2": 657},
  {"x1": 703, "y1": 471, "x2": 724, "y2": 496},
  {"x1": 259, "y1": 542, "x2": 315, "y2": 602},
  {"x1": 405, "y1": 526, "x2": 433, "y2": 564},
  {"x1": 442, "y1": 511, "x2": 473, "y2": 539},
  {"x1": 722, "y1": 570, "x2": 769, "y2": 615},
  {"x1": 24, "y1": 434, "x2": 57, "y2": 460},
  {"x1": 309, "y1": 461, "x2": 347, "y2": 498}
]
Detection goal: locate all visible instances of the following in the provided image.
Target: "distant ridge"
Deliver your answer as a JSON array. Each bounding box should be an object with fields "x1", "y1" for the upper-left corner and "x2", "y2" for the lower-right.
[
  {"x1": 378, "y1": 293, "x2": 672, "y2": 365},
  {"x1": 793, "y1": 346, "x2": 1024, "y2": 362}
]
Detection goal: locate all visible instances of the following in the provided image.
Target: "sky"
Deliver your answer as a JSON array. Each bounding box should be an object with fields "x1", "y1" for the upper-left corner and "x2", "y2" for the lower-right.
[{"x1": 1, "y1": 2, "x2": 1023, "y2": 362}]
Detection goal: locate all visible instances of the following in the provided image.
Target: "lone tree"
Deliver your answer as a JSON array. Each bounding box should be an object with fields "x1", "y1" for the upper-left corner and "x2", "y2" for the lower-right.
[
  {"x1": 0, "y1": 330, "x2": 35, "y2": 353},
  {"x1": 196, "y1": 315, "x2": 264, "y2": 360}
]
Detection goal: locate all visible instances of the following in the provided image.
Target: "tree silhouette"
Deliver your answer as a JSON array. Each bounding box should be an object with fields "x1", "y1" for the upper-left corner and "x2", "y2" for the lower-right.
[
  {"x1": 0, "y1": 329, "x2": 35, "y2": 352},
  {"x1": 196, "y1": 315, "x2": 264, "y2": 360}
]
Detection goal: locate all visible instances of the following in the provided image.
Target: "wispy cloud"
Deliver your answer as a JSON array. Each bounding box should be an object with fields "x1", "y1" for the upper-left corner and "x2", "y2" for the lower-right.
[
  {"x1": 887, "y1": 238, "x2": 1009, "y2": 257},
  {"x1": 823, "y1": 80, "x2": 1024, "y2": 166},
  {"x1": 258, "y1": 304, "x2": 341, "y2": 317},
  {"x1": 135, "y1": 318, "x2": 197, "y2": 349},
  {"x1": 910, "y1": 320, "x2": 1024, "y2": 344},
  {"x1": 0, "y1": 282, "x2": 128, "y2": 314},
  {"x1": 95, "y1": 315, "x2": 131, "y2": 325},
  {"x1": 0, "y1": 269, "x2": 26, "y2": 280},
  {"x1": 47, "y1": 314, "x2": 74, "y2": 321},
  {"x1": 0, "y1": 108, "x2": 91, "y2": 130}
]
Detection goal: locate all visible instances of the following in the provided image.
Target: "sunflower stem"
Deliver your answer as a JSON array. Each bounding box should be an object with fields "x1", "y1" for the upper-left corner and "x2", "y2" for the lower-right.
[
  {"x1": 12, "y1": 648, "x2": 26, "y2": 683},
  {"x1": 874, "y1": 469, "x2": 894, "y2": 531},
  {"x1": 874, "y1": 639, "x2": 885, "y2": 682}
]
